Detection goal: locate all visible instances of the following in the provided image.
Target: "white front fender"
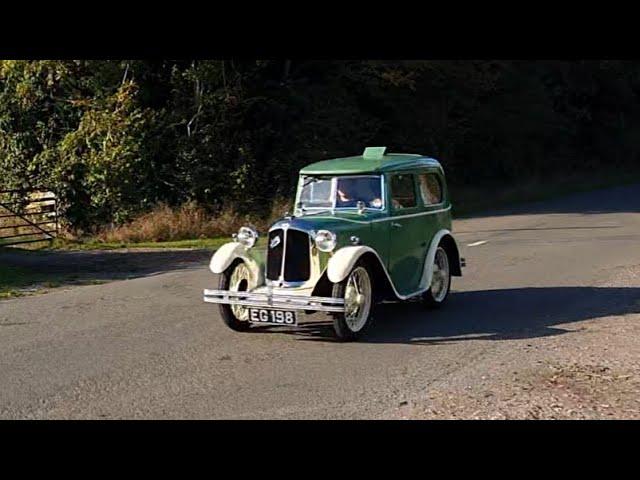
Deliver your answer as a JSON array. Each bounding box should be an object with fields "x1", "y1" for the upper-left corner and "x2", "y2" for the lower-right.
[
  {"x1": 327, "y1": 246, "x2": 378, "y2": 284},
  {"x1": 209, "y1": 242, "x2": 246, "y2": 273},
  {"x1": 209, "y1": 242, "x2": 262, "y2": 286}
]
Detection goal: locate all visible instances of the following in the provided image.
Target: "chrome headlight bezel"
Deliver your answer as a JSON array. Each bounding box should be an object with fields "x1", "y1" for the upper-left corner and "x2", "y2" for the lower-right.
[
  {"x1": 235, "y1": 226, "x2": 258, "y2": 249},
  {"x1": 314, "y1": 229, "x2": 337, "y2": 252}
]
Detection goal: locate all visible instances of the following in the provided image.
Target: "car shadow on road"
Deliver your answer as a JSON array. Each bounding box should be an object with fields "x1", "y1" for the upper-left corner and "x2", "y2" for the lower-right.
[{"x1": 250, "y1": 286, "x2": 640, "y2": 345}]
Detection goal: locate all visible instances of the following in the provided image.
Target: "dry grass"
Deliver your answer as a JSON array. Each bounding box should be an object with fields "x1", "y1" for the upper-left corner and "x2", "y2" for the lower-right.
[{"x1": 97, "y1": 199, "x2": 292, "y2": 244}]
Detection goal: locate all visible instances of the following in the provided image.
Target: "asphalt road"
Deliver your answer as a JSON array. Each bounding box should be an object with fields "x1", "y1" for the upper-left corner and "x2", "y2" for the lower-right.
[{"x1": 1, "y1": 184, "x2": 640, "y2": 419}]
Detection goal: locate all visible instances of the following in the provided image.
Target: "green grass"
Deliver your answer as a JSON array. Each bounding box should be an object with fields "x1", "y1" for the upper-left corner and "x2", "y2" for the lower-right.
[
  {"x1": 0, "y1": 234, "x2": 56, "y2": 250},
  {"x1": 51, "y1": 236, "x2": 231, "y2": 251},
  {"x1": 0, "y1": 265, "x2": 49, "y2": 298},
  {"x1": 51, "y1": 234, "x2": 270, "y2": 252},
  {"x1": 0, "y1": 236, "x2": 43, "y2": 247}
]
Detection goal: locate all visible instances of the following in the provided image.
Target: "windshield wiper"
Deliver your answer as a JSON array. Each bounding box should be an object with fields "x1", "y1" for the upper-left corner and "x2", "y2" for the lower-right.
[{"x1": 302, "y1": 176, "x2": 319, "y2": 188}]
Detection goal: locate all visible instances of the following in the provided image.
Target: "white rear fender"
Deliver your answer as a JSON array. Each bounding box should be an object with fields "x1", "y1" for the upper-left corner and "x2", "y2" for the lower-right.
[
  {"x1": 327, "y1": 246, "x2": 378, "y2": 284},
  {"x1": 209, "y1": 242, "x2": 262, "y2": 286},
  {"x1": 420, "y1": 229, "x2": 459, "y2": 290}
]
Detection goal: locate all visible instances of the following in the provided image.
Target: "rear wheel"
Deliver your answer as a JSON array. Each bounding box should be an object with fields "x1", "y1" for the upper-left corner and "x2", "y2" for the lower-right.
[
  {"x1": 331, "y1": 260, "x2": 375, "y2": 341},
  {"x1": 218, "y1": 260, "x2": 252, "y2": 331},
  {"x1": 422, "y1": 246, "x2": 451, "y2": 308}
]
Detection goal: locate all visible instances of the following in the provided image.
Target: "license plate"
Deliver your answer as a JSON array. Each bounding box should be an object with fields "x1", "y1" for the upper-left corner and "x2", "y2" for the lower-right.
[{"x1": 248, "y1": 308, "x2": 297, "y2": 326}]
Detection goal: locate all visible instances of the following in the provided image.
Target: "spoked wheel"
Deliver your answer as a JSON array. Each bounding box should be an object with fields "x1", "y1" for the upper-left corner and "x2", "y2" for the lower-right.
[
  {"x1": 422, "y1": 246, "x2": 451, "y2": 308},
  {"x1": 332, "y1": 260, "x2": 375, "y2": 341},
  {"x1": 218, "y1": 260, "x2": 252, "y2": 331}
]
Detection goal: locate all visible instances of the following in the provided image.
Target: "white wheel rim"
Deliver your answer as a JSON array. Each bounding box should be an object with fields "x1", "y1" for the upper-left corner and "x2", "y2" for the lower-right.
[
  {"x1": 230, "y1": 263, "x2": 251, "y2": 320},
  {"x1": 431, "y1": 248, "x2": 450, "y2": 302},
  {"x1": 343, "y1": 267, "x2": 372, "y2": 332}
]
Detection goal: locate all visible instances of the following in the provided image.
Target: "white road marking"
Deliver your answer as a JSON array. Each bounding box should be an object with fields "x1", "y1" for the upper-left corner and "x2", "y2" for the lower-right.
[{"x1": 467, "y1": 240, "x2": 488, "y2": 247}]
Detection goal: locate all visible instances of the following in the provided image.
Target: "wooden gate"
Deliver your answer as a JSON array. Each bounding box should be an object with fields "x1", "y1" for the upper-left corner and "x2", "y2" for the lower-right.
[{"x1": 0, "y1": 188, "x2": 59, "y2": 247}]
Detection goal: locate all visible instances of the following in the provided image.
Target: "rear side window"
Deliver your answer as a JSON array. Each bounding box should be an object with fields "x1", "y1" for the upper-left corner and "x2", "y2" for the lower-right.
[
  {"x1": 418, "y1": 173, "x2": 443, "y2": 205},
  {"x1": 390, "y1": 174, "x2": 416, "y2": 209}
]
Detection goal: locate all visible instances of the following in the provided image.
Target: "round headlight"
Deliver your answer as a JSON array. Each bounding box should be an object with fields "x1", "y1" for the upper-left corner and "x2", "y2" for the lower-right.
[
  {"x1": 314, "y1": 230, "x2": 337, "y2": 252},
  {"x1": 236, "y1": 226, "x2": 258, "y2": 248}
]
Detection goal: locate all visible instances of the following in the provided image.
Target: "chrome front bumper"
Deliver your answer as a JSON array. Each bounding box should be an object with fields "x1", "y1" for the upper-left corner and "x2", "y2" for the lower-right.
[{"x1": 203, "y1": 289, "x2": 345, "y2": 313}]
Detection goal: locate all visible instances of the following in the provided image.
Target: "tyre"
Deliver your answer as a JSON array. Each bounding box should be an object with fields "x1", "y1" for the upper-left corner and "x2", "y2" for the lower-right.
[
  {"x1": 422, "y1": 246, "x2": 451, "y2": 308},
  {"x1": 331, "y1": 259, "x2": 375, "y2": 341},
  {"x1": 218, "y1": 260, "x2": 252, "y2": 331}
]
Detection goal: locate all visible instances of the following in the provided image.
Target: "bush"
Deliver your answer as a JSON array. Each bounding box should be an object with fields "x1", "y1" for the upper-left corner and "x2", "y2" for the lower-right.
[{"x1": 3, "y1": 60, "x2": 640, "y2": 234}]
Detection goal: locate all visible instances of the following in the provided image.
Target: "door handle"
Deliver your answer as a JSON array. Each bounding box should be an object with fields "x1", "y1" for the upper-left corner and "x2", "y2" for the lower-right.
[{"x1": 391, "y1": 222, "x2": 403, "y2": 228}]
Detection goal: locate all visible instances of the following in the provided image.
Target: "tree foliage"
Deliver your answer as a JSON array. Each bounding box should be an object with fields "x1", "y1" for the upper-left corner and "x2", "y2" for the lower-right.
[{"x1": 2, "y1": 60, "x2": 640, "y2": 231}]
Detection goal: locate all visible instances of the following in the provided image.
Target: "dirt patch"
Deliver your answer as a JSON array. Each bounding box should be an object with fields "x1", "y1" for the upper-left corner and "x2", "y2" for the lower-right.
[{"x1": 402, "y1": 359, "x2": 640, "y2": 419}]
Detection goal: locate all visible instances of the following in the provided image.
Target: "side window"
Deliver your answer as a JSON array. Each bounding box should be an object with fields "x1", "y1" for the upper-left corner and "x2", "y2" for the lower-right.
[
  {"x1": 418, "y1": 173, "x2": 443, "y2": 206},
  {"x1": 390, "y1": 174, "x2": 417, "y2": 210}
]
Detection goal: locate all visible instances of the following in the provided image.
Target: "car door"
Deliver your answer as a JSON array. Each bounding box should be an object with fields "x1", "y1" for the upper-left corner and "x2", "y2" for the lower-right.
[
  {"x1": 387, "y1": 172, "x2": 425, "y2": 295},
  {"x1": 416, "y1": 168, "x2": 448, "y2": 247}
]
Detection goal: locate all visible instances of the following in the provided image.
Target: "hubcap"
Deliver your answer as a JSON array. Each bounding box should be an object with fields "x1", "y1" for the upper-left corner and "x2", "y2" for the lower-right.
[
  {"x1": 344, "y1": 267, "x2": 372, "y2": 332},
  {"x1": 230, "y1": 263, "x2": 251, "y2": 320},
  {"x1": 431, "y1": 248, "x2": 450, "y2": 302}
]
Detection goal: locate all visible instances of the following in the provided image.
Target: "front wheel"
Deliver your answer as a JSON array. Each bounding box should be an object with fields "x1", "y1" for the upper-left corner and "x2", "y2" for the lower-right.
[
  {"x1": 422, "y1": 246, "x2": 451, "y2": 308},
  {"x1": 218, "y1": 260, "x2": 252, "y2": 331},
  {"x1": 331, "y1": 260, "x2": 375, "y2": 341}
]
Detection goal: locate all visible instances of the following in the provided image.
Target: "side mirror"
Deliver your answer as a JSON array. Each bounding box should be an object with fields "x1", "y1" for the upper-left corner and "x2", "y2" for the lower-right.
[{"x1": 356, "y1": 201, "x2": 366, "y2": 214}]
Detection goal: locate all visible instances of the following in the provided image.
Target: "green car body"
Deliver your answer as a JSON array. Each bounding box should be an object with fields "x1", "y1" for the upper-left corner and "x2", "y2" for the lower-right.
[{"x1": 204, "y1": 147, "x2": 464, "y2": 340}]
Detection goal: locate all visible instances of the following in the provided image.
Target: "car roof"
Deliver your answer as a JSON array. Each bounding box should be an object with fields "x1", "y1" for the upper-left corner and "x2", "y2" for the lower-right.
[{"x1": 299, "y1": 148, "x2": 443, "y2": 175}]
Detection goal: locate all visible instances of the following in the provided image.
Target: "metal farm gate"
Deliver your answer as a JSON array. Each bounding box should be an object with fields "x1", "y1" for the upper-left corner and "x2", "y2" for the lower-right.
[{"x1": 0, "y1": 188, "x2": 59, "y2": 247}]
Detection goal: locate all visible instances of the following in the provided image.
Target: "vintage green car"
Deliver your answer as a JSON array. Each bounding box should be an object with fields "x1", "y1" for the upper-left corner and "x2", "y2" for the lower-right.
[{"x1": 204, "y1": 147, "x2": 464, "y2": 341}]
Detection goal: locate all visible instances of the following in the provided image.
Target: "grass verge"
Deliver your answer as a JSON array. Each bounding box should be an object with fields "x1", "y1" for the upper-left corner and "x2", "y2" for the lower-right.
[
  {"x1": 51, "y1": 233, "x2": 269, "y2": 252},
  {"x1": 51, "y1": 237, "x2": 231, "y2": 251}
]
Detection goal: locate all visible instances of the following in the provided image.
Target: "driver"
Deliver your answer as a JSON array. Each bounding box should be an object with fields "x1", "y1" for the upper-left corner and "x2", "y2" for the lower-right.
[{"x1": 336, "y1": 183, "x2": 357, "y2": 207}]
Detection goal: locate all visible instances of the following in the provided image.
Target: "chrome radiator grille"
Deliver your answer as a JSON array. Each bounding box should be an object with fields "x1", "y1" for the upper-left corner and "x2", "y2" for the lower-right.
[{"x1": 266, "y1": 228, "x2": 311, "y2": 283}]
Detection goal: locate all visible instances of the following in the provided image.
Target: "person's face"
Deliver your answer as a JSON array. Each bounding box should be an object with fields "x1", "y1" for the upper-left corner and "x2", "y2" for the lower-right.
[{"x1": 338, "y1": 187, "x2": 351, "y2": 201}]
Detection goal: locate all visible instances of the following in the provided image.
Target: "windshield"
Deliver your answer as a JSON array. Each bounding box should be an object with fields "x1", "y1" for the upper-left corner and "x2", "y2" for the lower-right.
[{"x1": 298, "y1": 175, "x2": 383, "y2": 210}]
